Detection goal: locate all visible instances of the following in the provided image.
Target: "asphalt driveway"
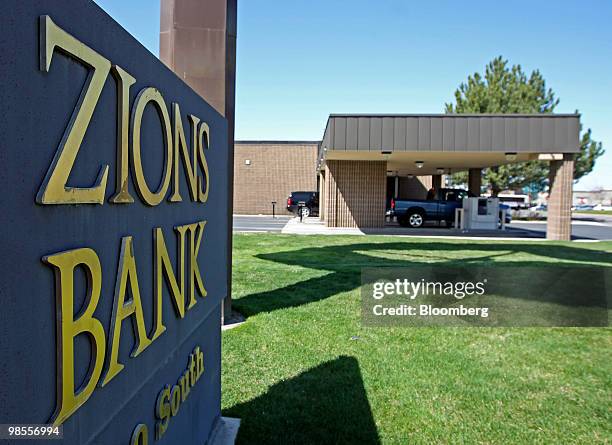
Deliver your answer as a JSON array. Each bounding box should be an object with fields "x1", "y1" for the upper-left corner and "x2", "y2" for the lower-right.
[
  {"x1": 233, "y1": 215, "x2": 291, "y2": 232},
  {"x1": 508, "y1": 220, "x2": 612, "y2": 241}
]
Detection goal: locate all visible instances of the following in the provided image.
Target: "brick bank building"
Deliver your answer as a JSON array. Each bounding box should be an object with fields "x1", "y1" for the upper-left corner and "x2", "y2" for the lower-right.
[
  {"x1": 234, "y1": 114, "x2": 579, "y2": 240},
  {"x1": 156, "y1": 0, "x2": 579, "y2": 243}
]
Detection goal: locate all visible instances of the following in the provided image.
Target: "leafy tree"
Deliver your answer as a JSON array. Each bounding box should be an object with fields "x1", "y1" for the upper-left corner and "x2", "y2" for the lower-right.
[{"x1": 445, "y1": 56, "x2": 603, "y2": 195}]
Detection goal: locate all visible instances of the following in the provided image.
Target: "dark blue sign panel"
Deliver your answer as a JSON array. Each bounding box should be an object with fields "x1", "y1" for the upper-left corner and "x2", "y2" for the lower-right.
[{"x1": 0, "y1": 1, "x2": 228, "y2": 444}]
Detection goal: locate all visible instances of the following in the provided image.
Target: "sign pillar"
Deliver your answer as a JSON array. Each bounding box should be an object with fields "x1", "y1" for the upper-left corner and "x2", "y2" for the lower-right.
[{"x1": 160, "y1": 0, "x2": 237, "y2": 323}]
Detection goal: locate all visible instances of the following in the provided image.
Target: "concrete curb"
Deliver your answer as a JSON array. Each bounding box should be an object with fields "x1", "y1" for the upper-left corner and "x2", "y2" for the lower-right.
[{"x1": 207, "y1": 417, "x2": 240, "y2": 445}]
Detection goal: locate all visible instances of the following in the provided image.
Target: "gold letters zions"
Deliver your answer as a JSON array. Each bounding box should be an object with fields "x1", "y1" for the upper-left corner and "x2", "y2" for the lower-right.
[
  {"x1": 44, "y1": 221, "x2": 208, "y2": 425},
  {"x1": 197, "y1": 123, "x2": 211, "y2": 203},
  {"x1": 169, "y1": 104, "x2": 200, "y2": 203},
  {"x1": 38, "y1": 16, "x2": 211, "y2": 206},
  {"x1": 131, "y1": 88, "x2": 173, "y2": 206},
  {"x1": 109, "y1": 66, "x2": 136, "y2": 204},
  {"x1": 37, "y1": 16, "x2": 111, "y2": 205}
]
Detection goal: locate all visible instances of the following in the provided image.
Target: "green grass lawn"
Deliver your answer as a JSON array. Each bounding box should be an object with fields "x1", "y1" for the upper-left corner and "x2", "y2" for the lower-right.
[
  {"x1": 576, "y1": 210, "x2": 612, "y2": 216},
  {"x1": 222, "y1": 235, "x2": 612, "y2": 444}
]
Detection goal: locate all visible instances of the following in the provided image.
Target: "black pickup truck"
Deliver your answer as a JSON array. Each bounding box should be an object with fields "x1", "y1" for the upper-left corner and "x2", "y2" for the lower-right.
[{"x1": 390, "y1": 188, "x2": 472, "y2": 228}]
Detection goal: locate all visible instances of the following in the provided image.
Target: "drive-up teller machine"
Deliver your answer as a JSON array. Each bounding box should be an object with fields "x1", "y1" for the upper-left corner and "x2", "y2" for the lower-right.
[{"x1": 455, "y1": 197, "x2": 501, "y2": 230}]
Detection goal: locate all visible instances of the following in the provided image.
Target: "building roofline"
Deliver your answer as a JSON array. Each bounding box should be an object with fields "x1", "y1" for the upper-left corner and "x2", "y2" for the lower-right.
[
  {"x1": 328, "y1": 113, "x2": 581, "y2": 118},
  {"x1": 319, "y1": 113, "x2": 581, "y2": 155},
  {"x1": 235, "y1": 140, "x2": 321, "y2": 145}
]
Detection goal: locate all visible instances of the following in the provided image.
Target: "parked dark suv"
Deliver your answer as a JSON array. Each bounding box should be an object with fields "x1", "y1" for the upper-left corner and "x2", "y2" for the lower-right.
[{"x1": 287, "y1": 191, "x2": 319, "y2": 217}]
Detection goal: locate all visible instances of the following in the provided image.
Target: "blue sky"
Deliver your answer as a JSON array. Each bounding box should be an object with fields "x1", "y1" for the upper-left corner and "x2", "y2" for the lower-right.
[{"x1": 94, "y1": 0, "x2": 611, "y2": 190}]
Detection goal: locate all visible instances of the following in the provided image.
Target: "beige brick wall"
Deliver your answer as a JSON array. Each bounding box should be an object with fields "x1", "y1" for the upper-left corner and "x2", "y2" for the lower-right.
[
  {"x1": 233, "y1": 142, "x2": 319, "y2": 214},
  {"x1": 547, "y1": 154, "x2": 574, "y2": 240},
  {"x1": 398, "y1": 176, "x2": 431, "y2": 199},
  {"x1": 325, "y1": 160, "x2": 387, "y2": 228}
]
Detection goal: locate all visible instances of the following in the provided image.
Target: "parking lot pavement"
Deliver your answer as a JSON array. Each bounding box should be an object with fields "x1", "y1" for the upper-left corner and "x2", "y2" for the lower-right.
[
  {"x1": 233, "y1": 215, "x2": 292, "y2": 232},
  {"x1": 233, "y1": 215, "x2": 612, "y2": 240}
]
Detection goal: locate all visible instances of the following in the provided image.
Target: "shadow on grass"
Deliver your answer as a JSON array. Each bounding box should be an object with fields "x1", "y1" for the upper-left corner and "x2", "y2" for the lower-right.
[
  {"x1": 233, "y1": 241, "x2": 611, "y2": 317},
  {"x1": 225, "y1": 356, "x2": 380, "y2": 445}
]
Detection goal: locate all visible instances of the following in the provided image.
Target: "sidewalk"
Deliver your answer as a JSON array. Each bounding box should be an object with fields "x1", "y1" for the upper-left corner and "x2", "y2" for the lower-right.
[
  {"x1": 281, "y1": 217, "x2": 362, "y2": 235},
  {"x1": 281, "y1": 217, "x2": 547, "y2": 240}
]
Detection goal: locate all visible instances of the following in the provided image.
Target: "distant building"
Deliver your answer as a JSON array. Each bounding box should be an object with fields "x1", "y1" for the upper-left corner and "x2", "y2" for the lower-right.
[{"x1": 573, "y1": 189, "x2": 612, "y2": 206}]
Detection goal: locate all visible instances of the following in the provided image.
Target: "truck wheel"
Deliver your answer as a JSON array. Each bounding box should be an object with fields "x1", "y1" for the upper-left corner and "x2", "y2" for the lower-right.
[
  {"x1": 300, "y1": 207, "x2": 310, "y2": 218},
  {"x1": 407, "y1": 211, "x2": 424, "y2": 228}
]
